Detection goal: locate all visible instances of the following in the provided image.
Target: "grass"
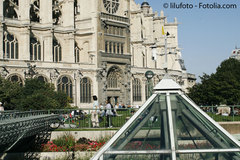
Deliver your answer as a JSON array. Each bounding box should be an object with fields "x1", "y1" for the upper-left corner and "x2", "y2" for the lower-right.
[{"x1": 207, "y1": 112, "x2": 240, "y2": 122}]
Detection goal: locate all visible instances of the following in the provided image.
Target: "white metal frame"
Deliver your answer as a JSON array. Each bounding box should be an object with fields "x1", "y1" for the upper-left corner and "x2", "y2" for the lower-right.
[{"x1": 91, "y1": 81, "x2": 240, "y2": 160}]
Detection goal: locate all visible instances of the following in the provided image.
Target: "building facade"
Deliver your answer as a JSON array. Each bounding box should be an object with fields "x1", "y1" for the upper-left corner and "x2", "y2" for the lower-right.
[{"x1": 0, "y1": 0, "x2": 195, "y2": 108}]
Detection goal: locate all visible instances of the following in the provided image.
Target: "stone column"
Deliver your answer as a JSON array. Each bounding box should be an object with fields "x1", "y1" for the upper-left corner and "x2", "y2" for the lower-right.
[
  {"x1": 74, "y1": 71, "x2": 80, "y2": 107},
  {"x1": 19, "y1": 0, "x2": 30, "y2": 23},
  {"x1": 61, "y1": 0, "x2": 74, "y2": 28},
  {"x1": 0, "y1": 0, "x2": 3, "y2": 21},
  {"x1": 43, "y1": 31, "x2": 53, "y2": 62},
  {"x1": 63, "y1": 33, "x2": 74, "y2": 63},
  {"x1": 19, "y1": 28, "x2": 30, "y2": 60},
  {"x1": 40, "y1": 0, "x2": 52, "y2": 25},
  {"x1": 0, "y1": 24, "x2": 3, "y2": 59}
]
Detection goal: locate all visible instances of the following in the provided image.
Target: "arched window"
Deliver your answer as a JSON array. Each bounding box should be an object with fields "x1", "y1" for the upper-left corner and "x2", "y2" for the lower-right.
[
  {"x1": 107, "y1": 67, "x2": 122, "y2": 89},
  {"x1": 30, "y1": 0, "x2": 40, "y2": 22},
  {"x1": 107, "y1": 71, "x2": 118, "y2": 88},
  {"x1": 53, "y1": 37, "x2": 62, "y2": 62},
  {"x1": 57, "y1": 76, "x2": 73, "y2": 102},
  {"x1": 3, "y1": 0, "x2": 18, "y2": 19},
  {"x1": 132, "y1": 78, "x2": 142, "y2": 102},
  {"x1": 35, "y1": 75, "x2": 48, "y2": 83},
  {"x1": 8, "y1": 74, "x2": 23, "y2": 86},
  {"x1": 80, "y1": 77, "x2": 92, "y2": 103},
  {"x1": 75, "y1": 42, "x2": 81, "y2": 63},
  {"x1": 30, "y1": 36, "x2": 41, "y2": 61},
  {"x1": 3, "y1": 31, "x2": 18, "y2": 59}
]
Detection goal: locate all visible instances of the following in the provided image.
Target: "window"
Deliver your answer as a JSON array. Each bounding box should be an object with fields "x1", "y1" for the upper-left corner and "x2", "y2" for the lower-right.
[
  {"x1": 120, "y1": 43, "x2": 124, "y2": 54},
  {"x1": 3, "y1": 31, "x2": 18, "y2": 59},
  {"x1": 142, "y1": 52, "x2": 145, "y2": 67},
  {"x1": 30, "y1": 0, "x2": 40, "y2": 22},
  {"x1": 107, "y1": 72, "x2": 118, "y2": 88},
  {"x1": 57, "y1": 76, "x2": 73, "y2": 102},
  {"x1": 52, "y1": 0, "x2": 62, "y2": 25},
  {"x1": 113, "y1": 42, "x2": 116, "y2": 53},
  {"x1": 117, "y1": 43, "x2": 120, "y2": 54},
  {"x1": 75, "y1": 43, "x2": 80, "y2": 63},
  {"x1": 132, "y1": 78, "x2": 142, "y2": 102},
  {"x1": 30, "y1": 36, "x2": 41, "y2": 61},
  {"x1": 105, "y1": 41, "x2": 108, "y2": 53},
  {"x1": 3, "y1": 0, "x2": 18, "y2": 19},
  {"x1": 8, "y1": 74, "x2": 23, "y2": 86},
  {"x1": 109, "y1": 42, "x2": 112, "y2": 53},
  {"x1": 103, "y1": 0, "x2": 120, "y2": 14},
  {"x1": 36, "y1": 75, "x2": 48, "y2": 83},
  {"x1": 53, "y1": 37, "x2": 62, "y2": 62},
  {"x1": 80, "y1": 77, "x2": 92, "y2": 103}
]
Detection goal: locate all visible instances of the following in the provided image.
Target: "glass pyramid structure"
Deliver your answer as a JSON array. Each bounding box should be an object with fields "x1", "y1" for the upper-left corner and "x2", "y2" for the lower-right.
[{"x1": 91, "y1": 76, "x2": 240, "y2": 160}]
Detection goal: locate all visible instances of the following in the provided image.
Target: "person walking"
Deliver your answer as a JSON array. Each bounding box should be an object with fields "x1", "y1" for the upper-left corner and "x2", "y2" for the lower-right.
[
  {"x1": 105, "y1": 99, "x2": 113, "y2": 128},
  {"x1": 91, "y1": 96, "x2": 99, "y2": 128}
]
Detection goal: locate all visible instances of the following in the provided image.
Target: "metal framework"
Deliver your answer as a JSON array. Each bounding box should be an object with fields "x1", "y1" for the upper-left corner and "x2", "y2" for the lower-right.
[
  {"x1": 91, "y1": 77, "x2": 240, "y2": 160},
  {"x1": 0, "y1": 111, "x2": 59, "y2": 152}
]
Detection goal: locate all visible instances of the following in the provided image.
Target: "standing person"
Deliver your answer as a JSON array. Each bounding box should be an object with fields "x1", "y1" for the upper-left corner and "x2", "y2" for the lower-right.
[
  {"x1": 105, "y1": 100, "x2": 113, "y2": 128},
  {"x1": 0, "y1": 102, "x2": 4, "y2": 112},
  {"x1": 91, "y1": 96, "x2": 99, "y2": 128}
]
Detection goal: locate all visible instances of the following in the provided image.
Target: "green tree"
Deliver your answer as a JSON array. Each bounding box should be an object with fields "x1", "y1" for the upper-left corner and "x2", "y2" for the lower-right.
[
  {"x1": 0, "y1": 77, "x2": 22, "y2": 110},
  {"x1": 188, "y1": 58, "x2": 240, "y2": 105},
  {"x1": 0, "y1": 77, "x2": 70, "y2": 110}
]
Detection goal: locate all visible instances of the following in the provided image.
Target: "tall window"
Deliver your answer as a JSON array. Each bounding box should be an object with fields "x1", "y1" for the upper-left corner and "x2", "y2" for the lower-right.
[
  {"x1": 53, "y1": 37, "x2": 62, "y2": 62},
  {"x1": 120, "y1": 43, "x2": 124, "y2": 54},
  {"x1": 109, "y1": 42, "x2": 112, "y2": 53},
  {"x1": 132, "y1": 78, "x2": 142, "y2": 102},
  {"x1": 80, "y1": 77, "x2": 92, "y2": 103},
  {"x1": 75, "y1": 43, "x2": 80, "y2": 63},
  {"x1": 142, "y1": 52, "x2": 145, "y2": 67},
  {"x1": 117, "y1": 43, "x2": 120, "y2": 54},
  {"x1": 105, "y1": 41, "x2": 108, "y2": 53},
  {"x1": 3, "y1": 0, "x2": 18, "y2": 19},
  {"x1": 57, "y1": 76, "x2": 73, "y2": 102},
  {"x1": 30, "y1": 36, "x2": 41, "y2": 61},
  {"x1": 52, "y1": 0, "x2": 62, "y2": 25},
  {"x1": 30, "y1": 0, "x2": 40, "y2": 22},
  {"x1": 107, "y1": 71, "x2": 118, "y2": 88},
  {"x1": 3, "y1": 31, "x2": 18, "y2": 59},
  {"x1": 8, "y1": 74, "x2": 23, "y2": 86}
]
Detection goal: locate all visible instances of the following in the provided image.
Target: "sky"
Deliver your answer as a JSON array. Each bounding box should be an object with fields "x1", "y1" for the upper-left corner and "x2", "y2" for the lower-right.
[{"x1": 135, "y1": 0, "x2": 240, "y2": 81}]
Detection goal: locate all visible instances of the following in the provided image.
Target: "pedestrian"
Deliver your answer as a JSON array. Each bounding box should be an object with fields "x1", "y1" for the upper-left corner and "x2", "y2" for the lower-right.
[
  {"x1": 0, "y1": 102, "x2": 4, "y2": 112},
  {"x1": 91, "y1": 95, "x2": 99, "y2": 128},
  {"x1": 99, "y1": 103, "x2": 105, "y2": 121},
  {"x1": 105, "y1": 99, "x2": 113, "y2": 128}
]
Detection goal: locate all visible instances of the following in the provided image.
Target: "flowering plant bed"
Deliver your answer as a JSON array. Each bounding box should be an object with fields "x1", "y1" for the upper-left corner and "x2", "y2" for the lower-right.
[{"x1": 41, "y1": 134, "x2": 108, "y2": 152}]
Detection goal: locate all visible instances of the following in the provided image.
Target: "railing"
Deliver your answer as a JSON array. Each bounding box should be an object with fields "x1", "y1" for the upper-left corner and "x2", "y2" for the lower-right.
[
  {"x1": 100, "y1": 12, "x2": 129, "y2": 23},
  {"x1": 0, "y1": 108, "x2": 137, "y2": 128},
  {"x1": 1, "y1": 105, "x2": 239, "y2": 128},
  {"x1": 200, "y1": 105, "x2": 240, "y2": 122},
  {"x1": 53, "y1": 108, "x2": 137, "y2": 129}
]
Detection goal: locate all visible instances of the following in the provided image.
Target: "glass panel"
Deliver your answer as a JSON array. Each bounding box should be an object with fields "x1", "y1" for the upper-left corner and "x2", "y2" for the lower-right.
[
  {"x1": 103, "y1": 154, "x2": 171, "y2": 160},
  {"x1": 171, "y1": 94, "x2": 240, "y2": 150},
  {"x1": 108, "y1": 94, "x2": 171, "y2": 152},
  {"x1": 177, "y1": 153, "x2": 240, "y2": 160}
]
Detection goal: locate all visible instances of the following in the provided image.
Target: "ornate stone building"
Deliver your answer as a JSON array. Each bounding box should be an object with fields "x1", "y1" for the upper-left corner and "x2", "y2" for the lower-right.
[{"x1": 0, "y1": 0, "x2": 195, "y2": 108}]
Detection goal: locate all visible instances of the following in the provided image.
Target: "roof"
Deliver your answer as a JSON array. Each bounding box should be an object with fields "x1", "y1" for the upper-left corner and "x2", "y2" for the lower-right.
[{"x1": 153, "y1": 76, "x2": 182, "y2": 91}]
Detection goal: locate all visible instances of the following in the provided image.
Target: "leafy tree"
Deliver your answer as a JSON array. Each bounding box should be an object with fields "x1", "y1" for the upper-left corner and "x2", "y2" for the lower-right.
[
  {"x1": 0, "y1": 77, "x2": 70, "y2": 110},
  {"x1": 188, "y1": 58, "x2": 240, "y2": 105},
  {"x1": 0, "y1": 77, "x2": 22, "y2": 110}
]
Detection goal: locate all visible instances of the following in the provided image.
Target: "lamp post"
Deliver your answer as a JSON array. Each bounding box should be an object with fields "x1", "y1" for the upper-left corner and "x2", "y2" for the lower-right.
[{"x1": 145, "y1": 70, "x2": 154, "y2": 99}]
